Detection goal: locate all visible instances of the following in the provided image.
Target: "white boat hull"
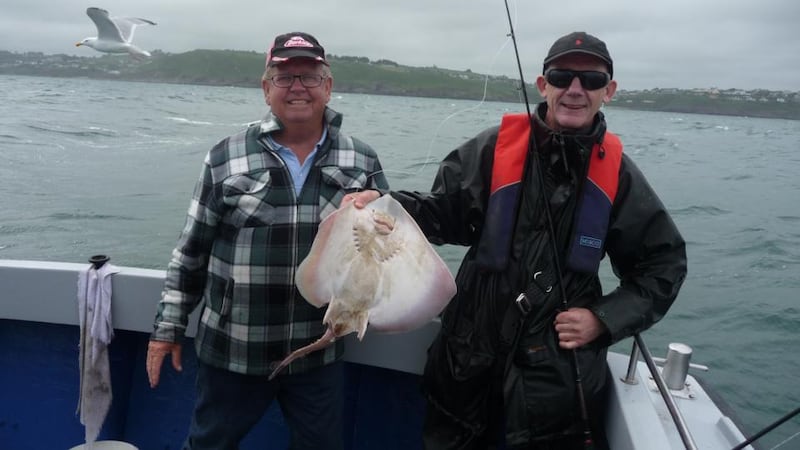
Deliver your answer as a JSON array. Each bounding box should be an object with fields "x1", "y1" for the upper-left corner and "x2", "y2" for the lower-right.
[{"x1": 0, "y1": 259, "x2": 751, "y2": 449}]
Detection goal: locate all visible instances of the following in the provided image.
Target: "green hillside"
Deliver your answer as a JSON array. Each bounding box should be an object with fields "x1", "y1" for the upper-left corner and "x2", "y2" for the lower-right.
[
  {"x1": 2, "y1": 49, "x2": 798, "y2": 119},
  {"x1": 0, "y1": 49, "x2": 533, "y2": 103}
]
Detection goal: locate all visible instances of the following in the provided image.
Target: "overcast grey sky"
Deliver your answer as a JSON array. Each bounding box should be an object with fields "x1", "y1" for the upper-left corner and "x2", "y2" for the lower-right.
[{"x1": 2, "y1": 0, "x2": 798, "y2": 91}]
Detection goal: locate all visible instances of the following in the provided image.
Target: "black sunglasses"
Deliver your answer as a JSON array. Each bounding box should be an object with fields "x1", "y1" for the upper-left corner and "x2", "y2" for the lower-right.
[{"x1": 545, "y1": 69, "x2": 610, "y2": 90}]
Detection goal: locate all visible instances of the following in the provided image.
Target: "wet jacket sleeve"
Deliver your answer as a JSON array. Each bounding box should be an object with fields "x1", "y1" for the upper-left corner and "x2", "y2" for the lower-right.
[
  {"x1": 589, "y1": 154, "x2": 687, "y2": 344},
  {"x1": 389, "y1": 127, "x2": 498, "y2": 246}
]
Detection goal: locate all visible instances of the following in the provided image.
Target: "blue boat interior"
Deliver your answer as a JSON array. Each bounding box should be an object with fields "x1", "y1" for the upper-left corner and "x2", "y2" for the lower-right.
[{"x1": 0, "y1": 319, "x2": 426, "y2": 450}]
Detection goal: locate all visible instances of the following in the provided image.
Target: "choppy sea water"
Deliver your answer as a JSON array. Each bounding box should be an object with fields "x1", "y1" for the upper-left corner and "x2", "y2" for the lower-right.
[{"x1": 0, "y1": 75, "x2": 798, "y2": 448}]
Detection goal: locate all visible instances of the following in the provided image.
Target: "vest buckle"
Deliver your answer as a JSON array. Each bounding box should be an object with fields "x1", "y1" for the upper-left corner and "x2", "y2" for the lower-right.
[{"x1": 515, "y1": 293, "x2": 532, "y2": 316}]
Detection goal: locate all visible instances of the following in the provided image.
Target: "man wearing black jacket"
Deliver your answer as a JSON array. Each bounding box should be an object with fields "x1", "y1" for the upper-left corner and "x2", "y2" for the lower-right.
[{"x1": 344, "y1": 31, "x2": 686, "y2": 450}]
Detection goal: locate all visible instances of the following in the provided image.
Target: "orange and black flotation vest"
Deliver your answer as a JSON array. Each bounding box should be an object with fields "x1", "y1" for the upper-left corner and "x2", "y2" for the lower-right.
[{"x1": 476, "y1": 113, "x2": 623, "y2": 273}]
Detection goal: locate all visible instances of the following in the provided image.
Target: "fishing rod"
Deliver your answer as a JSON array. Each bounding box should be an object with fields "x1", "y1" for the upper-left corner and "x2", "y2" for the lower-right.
[
  {"x1": 731, "y1": 405, "x2": 800, "y2": 450},
  {"x1": 503, "y1": 1, "x2": 533, "y2": 119},
  {"x1": 501, "y1": 1, "x2": 594, "y2": 448}
]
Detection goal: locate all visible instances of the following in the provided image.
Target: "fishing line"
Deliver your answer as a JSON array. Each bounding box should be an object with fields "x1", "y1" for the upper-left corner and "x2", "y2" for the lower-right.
[
  {"x1": 771, "y1": 430, "x2": 800, "y2": 450},
  {"x1": 370, "y1": 4, "x2": 518, "y2": 182},
  {"x1": 501, "y1": 0, "x2": 595, "y2": 447}
]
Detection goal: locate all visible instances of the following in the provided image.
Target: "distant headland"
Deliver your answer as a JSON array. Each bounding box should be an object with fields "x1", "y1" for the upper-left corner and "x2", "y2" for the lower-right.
[{"x1": 1, "y1": 49, "x2": 798, "y2": 120}]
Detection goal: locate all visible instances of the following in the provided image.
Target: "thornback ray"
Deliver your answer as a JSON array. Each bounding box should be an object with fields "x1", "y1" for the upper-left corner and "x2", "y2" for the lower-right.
[{"x1": 269, "y1": 194, "x2": 456, "y2": 379}]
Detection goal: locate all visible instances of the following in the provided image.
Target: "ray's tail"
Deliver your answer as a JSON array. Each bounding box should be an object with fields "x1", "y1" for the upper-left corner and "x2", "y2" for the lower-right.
[{"x1": 268, "y1": 327, "x2": 337, "y2": 380}]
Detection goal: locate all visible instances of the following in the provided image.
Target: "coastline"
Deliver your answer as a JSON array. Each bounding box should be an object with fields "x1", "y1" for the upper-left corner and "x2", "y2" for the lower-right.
[{"x1": 2, "y1": 49, "x2": 798, "y2": 121}]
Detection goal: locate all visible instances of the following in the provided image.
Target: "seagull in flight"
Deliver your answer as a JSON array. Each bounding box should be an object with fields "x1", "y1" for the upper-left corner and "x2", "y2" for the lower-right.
[{"x1": 76, "y1": 7, "x2": 156, "y2": 59}]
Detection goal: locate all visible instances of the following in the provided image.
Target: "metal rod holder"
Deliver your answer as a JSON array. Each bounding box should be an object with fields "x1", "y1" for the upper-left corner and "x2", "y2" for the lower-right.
[
  {"x1": 662, "y1": 343, "x2": 693, "y2": 390},
  {"x1": 88, "y1": 254, "x2": 110, "y2": 269}
]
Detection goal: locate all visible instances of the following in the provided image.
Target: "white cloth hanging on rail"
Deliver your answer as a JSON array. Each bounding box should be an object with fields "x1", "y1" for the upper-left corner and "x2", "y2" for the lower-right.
[{"x1": 76, "y1": 262, "x2": 120, "y2": 445}]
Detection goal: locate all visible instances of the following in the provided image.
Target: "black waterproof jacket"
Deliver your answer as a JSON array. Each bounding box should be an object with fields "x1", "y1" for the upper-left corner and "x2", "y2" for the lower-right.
[{"x1": 390, "y1": 103, "x2": 687, "y2": 449}]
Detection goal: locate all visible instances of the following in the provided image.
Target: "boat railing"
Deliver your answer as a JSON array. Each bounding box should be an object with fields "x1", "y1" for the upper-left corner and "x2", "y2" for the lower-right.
[{"x1": 622, "y1": 334, "x2": 699, "y2": 450}]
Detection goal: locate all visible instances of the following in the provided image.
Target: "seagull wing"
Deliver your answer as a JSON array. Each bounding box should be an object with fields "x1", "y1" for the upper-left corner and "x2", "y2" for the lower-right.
[
  {"x1": 86, "y1": 7, "x2": 125, "y2": 43},
  {"x1": 112, "y1": 16, "x2": 157, "y2": 43}
]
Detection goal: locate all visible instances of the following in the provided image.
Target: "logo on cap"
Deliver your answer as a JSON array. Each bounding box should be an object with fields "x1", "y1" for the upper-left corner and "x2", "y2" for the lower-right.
[
  {"x1": 283, "y1": 36, "x2": 315, "y2": 49},
  {"x1": 575, "y1": 39, "x2": 583, "y2": 46},
  {"x1": 266, "y1": 32, "x2": 328, "y2": 68}
]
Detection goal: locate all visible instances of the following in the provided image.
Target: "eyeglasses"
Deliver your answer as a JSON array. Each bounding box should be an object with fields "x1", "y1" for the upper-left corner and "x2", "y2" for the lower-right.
[
  {"x1": 269, "y1": 74, "x2": 327, "y2": 88},
  {"x1": 545, "y1": 69, "x2": 610, "y2": 90}
]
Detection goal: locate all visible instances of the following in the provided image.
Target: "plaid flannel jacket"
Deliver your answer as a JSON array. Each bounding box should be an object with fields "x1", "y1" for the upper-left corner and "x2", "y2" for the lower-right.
[{"x1": 152, "y1": 107, "x2": 389, "y2": 375}]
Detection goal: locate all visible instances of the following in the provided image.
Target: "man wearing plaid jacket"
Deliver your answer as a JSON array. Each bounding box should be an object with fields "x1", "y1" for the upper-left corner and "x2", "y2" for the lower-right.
[{"x1": 145, "y1": 31, "x2": 389, "y2": 450}]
